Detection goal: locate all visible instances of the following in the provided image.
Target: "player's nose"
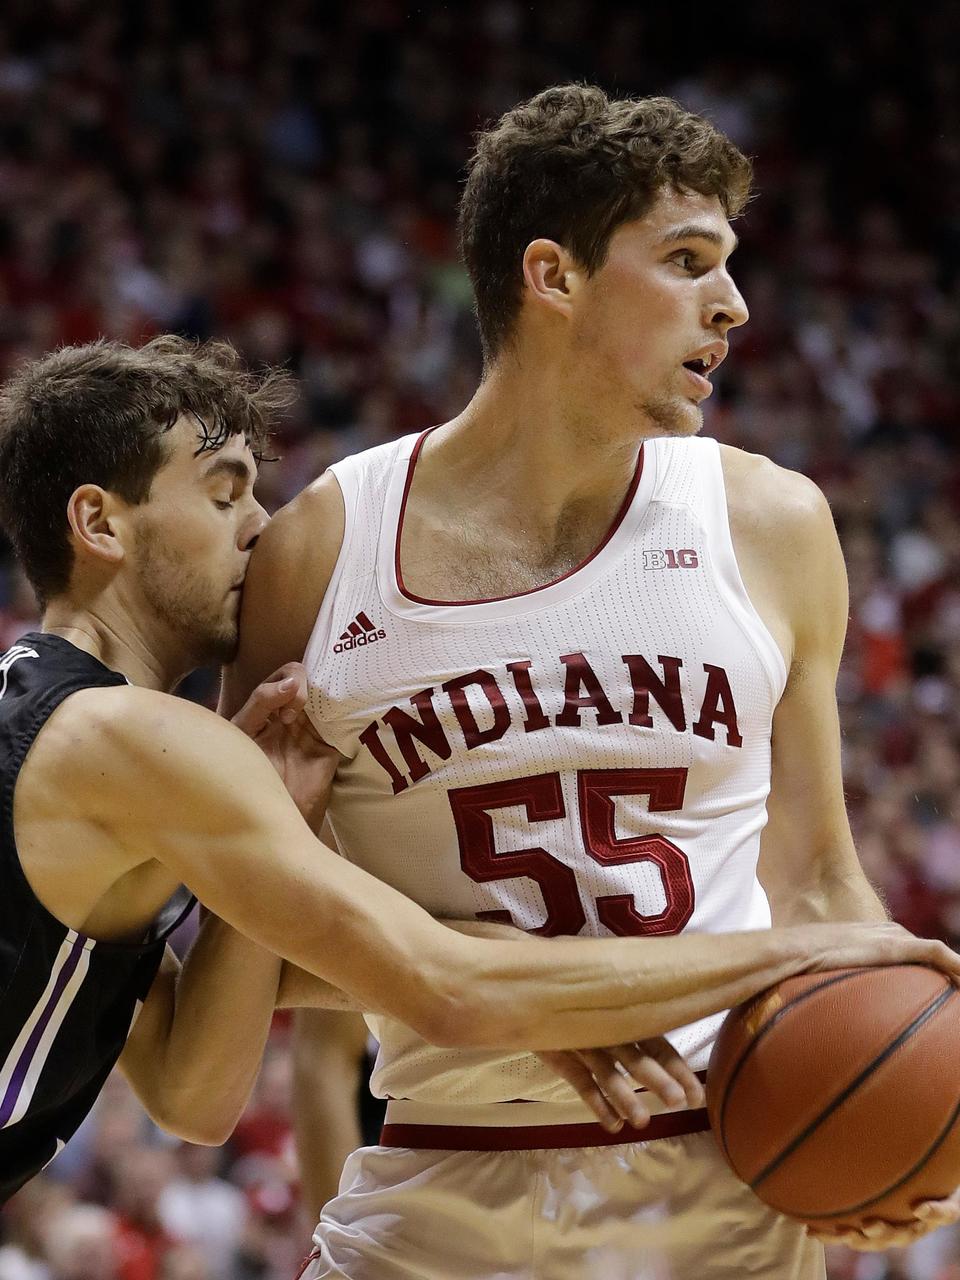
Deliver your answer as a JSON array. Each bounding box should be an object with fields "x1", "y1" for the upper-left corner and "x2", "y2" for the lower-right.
[
  {"x1": 706, "y1": 277, "x2": 749, "y2": 333},
  {"x1": 240, "y1": 500, "x2": 270, "y2": 551}
]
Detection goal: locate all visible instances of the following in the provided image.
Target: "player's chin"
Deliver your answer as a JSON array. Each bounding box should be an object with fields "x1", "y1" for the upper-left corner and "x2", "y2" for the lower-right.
[
  {"x1": 197, "y1": 619, "x2": 241, "y2": 666},
  {"x1": 655, "y1": 403, "x2": 703, "y2": 438}
]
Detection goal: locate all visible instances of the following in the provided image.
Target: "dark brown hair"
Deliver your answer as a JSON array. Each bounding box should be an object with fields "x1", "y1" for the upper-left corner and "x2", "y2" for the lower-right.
[
  {"x1": 458, "y1": 84, "x2": 753, "y2": 362},
  {"x1": 0, "y1": 335, "x2": 295, "y2": 605}
]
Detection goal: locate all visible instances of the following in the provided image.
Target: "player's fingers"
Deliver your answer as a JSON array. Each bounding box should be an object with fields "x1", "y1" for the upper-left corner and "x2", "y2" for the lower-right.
[
  {"x1": 269, "y1": 662, "x2": 308, "y2": 714},
  {"x1": 915, "y1": 1196, "x2": 960, "y2": 1224},
  {"x1": 536, "y1": 1052, "x2": 623, "y2": 1133},
  {"x1": 277, "y1": 666, "x2": 309, "y2": 722},
  {"x1": 577, "y1": 1050, "x2": 652, "y2": 1129},
  {"x1": 600, "y1": 1046, "x2": 685, "y2": 1111},
  {"x1": 231, "y1": 676, "x2": 299, "y2": 734},
  {"x1": 811, "y1": 1220, "x2": 924, "y2": 1252},
  {"x1": 807, "y1": 1227, "x2": 887, "y2": 1251},
  {"x1": 806, "y1": 1228, "x2": 849, "y2": 1245},
  {"x1": 233, "y1": 664, "x2": 309, "y2": 732},
  {"x1": 861, "y1": 1220, "x2": 893, "y2": 1241},
  {"x1": 636, "y1": 1039, "x2": 705, "y2": 1108}
]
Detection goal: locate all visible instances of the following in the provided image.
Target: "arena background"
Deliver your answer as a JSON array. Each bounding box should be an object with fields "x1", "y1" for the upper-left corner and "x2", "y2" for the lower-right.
[{"x1": 0, "y1": 2, "x2": 957, "y2": 1277}]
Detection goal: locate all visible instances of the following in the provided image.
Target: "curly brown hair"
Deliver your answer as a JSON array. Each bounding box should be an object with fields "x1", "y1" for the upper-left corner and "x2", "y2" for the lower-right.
[
  {"x1": 0, "y1": 335, "x2": 295, "y2": 604},
  {"x1": 458, "y1": 84, "x2": 753, "y2": 363}
]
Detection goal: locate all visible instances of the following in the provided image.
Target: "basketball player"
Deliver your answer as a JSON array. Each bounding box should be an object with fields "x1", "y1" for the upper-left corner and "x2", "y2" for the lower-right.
[
  {"x1": 222, "y1": 88, "x2": 960, "y2": 1275},
  {"x1": 1, "y1": 336, "x2": 922, "y2": 1208}
]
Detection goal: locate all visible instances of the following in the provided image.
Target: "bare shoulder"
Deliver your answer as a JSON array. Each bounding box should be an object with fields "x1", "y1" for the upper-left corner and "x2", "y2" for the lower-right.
[
  {"x1": 225, "y1": 470, "x2": 346, "y2": 707},
  {"x1": 719, "y1": 443, "x2": 835, "y2": 551},
  {"x1": 719, "y1": 444, "x2": 847, "y2": 656},
  {"x1": 261, "y1": 470, "x2": 345, "y2": 571},
  {"x1": 30, "y1": 684, "x2": 240, "y2": 796}
]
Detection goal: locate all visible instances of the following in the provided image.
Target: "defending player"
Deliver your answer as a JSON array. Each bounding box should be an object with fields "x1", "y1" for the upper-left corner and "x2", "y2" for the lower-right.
[
  {"x1": 0, "y1": 335, "x2": 924, "y2": 1206},
  {"x1": 223, "y1": 88, "x2": 960, "y2": 1275}
]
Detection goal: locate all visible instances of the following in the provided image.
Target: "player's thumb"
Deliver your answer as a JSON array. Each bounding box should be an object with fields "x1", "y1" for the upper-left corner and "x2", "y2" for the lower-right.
[{"x1": 231, "y1": 675, "x2": 300, "y2": 735}]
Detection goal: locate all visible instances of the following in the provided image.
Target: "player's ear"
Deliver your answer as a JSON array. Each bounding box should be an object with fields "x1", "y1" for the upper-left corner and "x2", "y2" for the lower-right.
[
  {"x1": 521, "y1": 239, "x2": 582, "y2": 320},
  {"x1": 66, "y1": 485, "x2": 126, "y2": 567}
]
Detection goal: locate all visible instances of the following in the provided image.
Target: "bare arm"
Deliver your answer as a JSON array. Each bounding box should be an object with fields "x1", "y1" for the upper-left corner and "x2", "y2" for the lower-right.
[
  {"x1": 292, "y1": 1009, "x2": 368, "y2": 1219},
  {"x1": 119, "y1": 922, "x2": 281, "y2": 1145},
  {"x1": 118, "y1": 665, "x2": 341, "y2": 1139},
  {"x1": 275, "y1": 917, "x2": 536, "y2": 1011},
  {"x1": 728, "y1": 456, "x2": 887, "y2": 925},
  {"x1": 43, "y1": 686, "x2": 957, "y2": 1054},
  {"x1": 725, "y1": 449, "x2": 960, "y2": 1249}
]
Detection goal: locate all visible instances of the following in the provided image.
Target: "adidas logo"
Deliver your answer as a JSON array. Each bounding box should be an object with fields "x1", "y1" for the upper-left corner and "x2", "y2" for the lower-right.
[{"x1": 333, "y1": 611, "x2": 387, "y2": 654}]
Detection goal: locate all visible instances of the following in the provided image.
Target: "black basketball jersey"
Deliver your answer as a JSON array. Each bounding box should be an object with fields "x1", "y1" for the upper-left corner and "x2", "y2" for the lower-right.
[{"x1": 0, "y1": 633, "x2": 194, "y2": 1201}]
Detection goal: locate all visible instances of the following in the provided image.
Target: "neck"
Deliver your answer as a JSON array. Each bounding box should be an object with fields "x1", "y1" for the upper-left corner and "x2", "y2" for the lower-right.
[
  {"x1": 432, "y1": 350, "x2": 644, "y2": 530},
  {"x1": 41, "y1": 600, "x2": 187, "y2": 692}
]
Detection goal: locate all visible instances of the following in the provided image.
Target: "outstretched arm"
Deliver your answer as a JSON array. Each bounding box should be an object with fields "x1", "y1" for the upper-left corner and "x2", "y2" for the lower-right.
[{"x1": 52, "y1": 684, "x2": 960, "y2": 1056}]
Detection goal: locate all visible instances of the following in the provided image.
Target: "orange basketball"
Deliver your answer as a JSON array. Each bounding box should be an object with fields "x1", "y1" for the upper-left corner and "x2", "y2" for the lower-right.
[{"x1": 706, "y1": 965, "x2": 960, "y2": 1229}]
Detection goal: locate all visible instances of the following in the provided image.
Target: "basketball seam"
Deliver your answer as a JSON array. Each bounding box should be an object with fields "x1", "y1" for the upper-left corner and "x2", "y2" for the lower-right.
[
  {"x1": 716, "y1": 968, "x2": 872, "y2": 1162},
  {"x1": 800, "y1": 1092, "x2": 960, "y2": 1221},
  {"x1": 749, "y1": 983, "x2": 956, "y2": 1196}
]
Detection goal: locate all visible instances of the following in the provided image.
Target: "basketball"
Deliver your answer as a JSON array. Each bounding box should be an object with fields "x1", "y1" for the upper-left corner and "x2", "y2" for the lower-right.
[{"x1": 706, "y1": 966, "x2": 960, "y2": 1229}]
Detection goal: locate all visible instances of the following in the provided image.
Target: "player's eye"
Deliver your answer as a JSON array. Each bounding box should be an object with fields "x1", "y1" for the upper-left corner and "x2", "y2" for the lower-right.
[
  {"x1": 673, "y1": 251, "x2": 698, "y2": 273},
  {"x1": 214, "y1": 499, "x2": 234, "y2": 511}
]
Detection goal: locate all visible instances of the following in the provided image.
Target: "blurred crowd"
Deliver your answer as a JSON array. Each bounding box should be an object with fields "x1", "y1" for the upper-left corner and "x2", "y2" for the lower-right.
[
  {"x1": 0, "y1": 1, "x2": 957, "y2": 1277},
  {"x1": 0, "y1": 1047, "x2": 306, "y2": 1280}
]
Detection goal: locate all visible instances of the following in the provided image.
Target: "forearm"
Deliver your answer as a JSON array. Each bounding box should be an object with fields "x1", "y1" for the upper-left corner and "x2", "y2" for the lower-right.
[
  {"x1": 259, "y1": 855, "x2": 813, "y2": 1053},
  {"x1": 277, "y1": 917, "x2": 557, "y2": 1014},
  {"x1": 132, "y1": 727, "x2": 937, "y2": 1058},
  {"x1": 447, "y1": 925, "x2": 816, "y2": 1052},
  {"x1": 120, "y1": 919, "x2": 282, "y2": 1144}
]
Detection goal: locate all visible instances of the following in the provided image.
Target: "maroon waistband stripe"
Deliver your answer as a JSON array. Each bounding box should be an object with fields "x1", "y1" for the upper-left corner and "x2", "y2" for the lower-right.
[
  {"x1": 293, "y1": 1248, "x2": 321, "y2": 1280},
  {"x1": 379, "y1": 1107, "x2": 710, "y2": 1152}
]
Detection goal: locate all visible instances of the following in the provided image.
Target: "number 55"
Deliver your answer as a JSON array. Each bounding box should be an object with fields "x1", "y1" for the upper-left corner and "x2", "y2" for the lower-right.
[{"x1": 449, "y1": 768, "x2": 694, "y2": 938}]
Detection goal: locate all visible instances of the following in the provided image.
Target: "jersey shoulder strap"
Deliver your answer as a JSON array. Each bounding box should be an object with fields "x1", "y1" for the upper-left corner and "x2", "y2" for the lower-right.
[
  {"x1": 326, "y1": 432, "x2": 420, "y2": 582},
  {"x1": 306, "y1": 433, "x2": 420, "y2": 667},
  {"x1": 652, "y1": 437, "x2": 787, "y2": 699}
]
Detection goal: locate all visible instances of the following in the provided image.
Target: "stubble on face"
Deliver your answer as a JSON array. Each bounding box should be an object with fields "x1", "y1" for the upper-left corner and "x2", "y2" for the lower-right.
[
  {"x1": 134, "y1": 520, "x2": 240, "y2": 665},
  {"x1": 636, "y1": 393, "x2": 703, "y2": 438}
]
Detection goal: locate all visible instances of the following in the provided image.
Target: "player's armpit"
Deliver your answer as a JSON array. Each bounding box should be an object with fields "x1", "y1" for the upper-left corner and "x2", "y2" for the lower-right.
[{"x1": 219, "y1": 476, "x2": 347, "y2": 833}]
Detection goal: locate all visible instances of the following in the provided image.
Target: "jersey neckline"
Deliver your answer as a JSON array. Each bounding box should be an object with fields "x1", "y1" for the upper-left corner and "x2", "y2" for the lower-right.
[{"x1": 378, "y1": 428, "x2": 658, "y2": 623}]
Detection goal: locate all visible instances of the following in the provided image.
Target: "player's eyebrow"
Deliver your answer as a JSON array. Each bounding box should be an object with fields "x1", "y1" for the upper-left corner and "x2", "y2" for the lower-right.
[
  {"x1": 202, "y1": 456, "x2": 257, "y2": 487},
  {"x1": 658, "y1": 223, "x2": 739, "y2": 253}
]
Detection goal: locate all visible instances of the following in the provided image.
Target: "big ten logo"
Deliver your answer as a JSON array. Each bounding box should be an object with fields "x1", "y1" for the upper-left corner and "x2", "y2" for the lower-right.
[{"x1": 642, "y1": 549, "x2": 700, "y2": 570}]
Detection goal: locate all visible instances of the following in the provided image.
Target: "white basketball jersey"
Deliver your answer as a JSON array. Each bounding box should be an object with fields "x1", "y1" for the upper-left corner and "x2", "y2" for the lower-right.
[{"x1": 303, "y1": 430, "x2": 787, "y2": 1105}]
